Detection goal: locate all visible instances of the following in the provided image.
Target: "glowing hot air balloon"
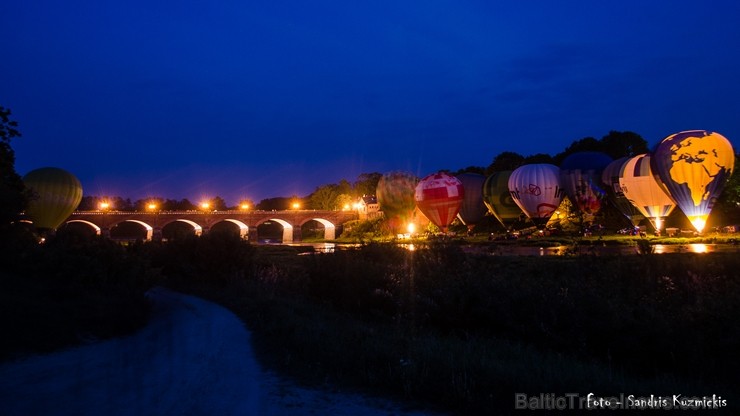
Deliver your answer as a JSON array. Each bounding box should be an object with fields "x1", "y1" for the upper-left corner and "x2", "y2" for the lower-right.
[
  {"x1": 508, "y1": 164, "x2": 565, "y2": 229},
  {"x1": 651, "y1": 130, "x2": 735, "y2": 232},
  {"x1": 455, "y1": 172, "x2": 487, "y2": 233},
  {"x1": 23, "y1": 167, "x2": 83, "y2": 231},
  {"x1": 414, "y1": 172, "x2": 464, "y2": 233},
  {"x1": 559, "y1": 152, "x2": 612, "y2": 223},
  {"x1": 601, "y1": 157, "x2": 643, "y2": 226},
  {"x1": 376, "y1": 171, "x2": 418, "y2": 232},
  {"x1": 482, "y1": 171, "x2": 523, "y2": 229},
  {"x1": 618, "y1": 154, "x2": 676, "y2": 232}
]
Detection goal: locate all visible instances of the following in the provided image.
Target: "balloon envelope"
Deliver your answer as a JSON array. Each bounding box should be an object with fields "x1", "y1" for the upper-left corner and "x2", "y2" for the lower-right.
[
  {"x1": 23, "y1": 167, "x2": 83, "y2": 230},
  {"x1": 376, "y1": 171, "x2": 418, "y2": 221},
  {"x1": 619, "y1": 154, "x2": 676, "y2": 231},
  {"x1": 414, "y1": 172, "x2": 464, "y2": 232},
  {"x1": 455, "y1": 173, "x2": 487, "y2": 228},
  {"x1": 508, "y1": 164, "x2": 565, "y2": 229},
  {"x1": 601, "y1": 157, "x2": 643, "y2": 226},
  {"x1": 559, "y1": 152, "x2": 612, "y2": 222},
  {"x1": 482, "y1": 171, "x2": 522, "y2": 228},
  {"x1": 651, "y1": 130, "x2": 735, "y2": 232}
]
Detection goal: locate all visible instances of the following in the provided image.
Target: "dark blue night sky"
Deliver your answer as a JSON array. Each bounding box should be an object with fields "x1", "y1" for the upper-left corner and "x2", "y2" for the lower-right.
[{"x1": 3, "y1": 1, "x2": 739, "y2": 204}]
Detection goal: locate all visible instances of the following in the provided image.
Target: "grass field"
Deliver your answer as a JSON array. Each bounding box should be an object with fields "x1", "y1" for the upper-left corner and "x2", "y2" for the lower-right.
[{"x1": 3, "y1": 231, "x2": 739, "y2": 414}]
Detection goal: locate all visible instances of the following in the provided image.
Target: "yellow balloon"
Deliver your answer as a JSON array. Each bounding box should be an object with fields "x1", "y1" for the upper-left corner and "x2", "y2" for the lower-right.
[
  {"x1": 23, "y1": 167, "x2": 83, "y2": 230},
  {"x1": 651, "y1": 131, "x2": 734, "y2": 232},
  {"x1": 618, "y1": 154, "x2": 676, "y2": 231}
]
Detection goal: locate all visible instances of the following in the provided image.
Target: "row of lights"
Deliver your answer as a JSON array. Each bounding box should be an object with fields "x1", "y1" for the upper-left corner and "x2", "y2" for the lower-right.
[{"x1": 97, "y1": 200, "x2": 302, "y2": 211}]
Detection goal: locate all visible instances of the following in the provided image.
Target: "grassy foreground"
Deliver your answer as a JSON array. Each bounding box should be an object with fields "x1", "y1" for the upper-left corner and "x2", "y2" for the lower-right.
[
  {"x1": 3, "y1": 231, "x2": 740, "y2": 414},
  {"x1": 166, "y1": 238, "x2": 740, "y2": 414}
]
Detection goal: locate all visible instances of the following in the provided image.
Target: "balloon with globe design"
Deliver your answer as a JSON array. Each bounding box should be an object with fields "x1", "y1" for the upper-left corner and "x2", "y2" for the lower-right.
[{"x1": 651, "y1": 130, "x2": 734, "y2": 233}]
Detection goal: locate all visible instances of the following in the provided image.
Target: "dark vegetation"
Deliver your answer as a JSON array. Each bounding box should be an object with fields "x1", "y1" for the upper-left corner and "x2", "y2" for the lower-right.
[
  {"x1": 0, "y1": 230, "x2": 152, "y2": 360},
  {"x1": 5, "y1": 227, "x2": 739, "y2": 414}
]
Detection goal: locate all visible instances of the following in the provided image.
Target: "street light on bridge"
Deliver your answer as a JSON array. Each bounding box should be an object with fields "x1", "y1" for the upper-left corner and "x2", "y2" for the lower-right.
[
  {"x1": 147, "y1": 201, "x2": 162, "y2": 241},
  {"x1": 99, "y1": 200, "x2": 111, "y2": 238}
]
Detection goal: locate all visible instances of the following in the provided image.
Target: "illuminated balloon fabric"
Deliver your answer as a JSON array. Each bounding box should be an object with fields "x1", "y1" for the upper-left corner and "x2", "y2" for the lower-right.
[
  {"x1": 559, "y1": 152, "x2": 612, "y2": 218},
  {"x1": 601, "y1": 157, "x2": 642, "y2": 226},
  {"x1": 455, "y1": 173, "x2": 487, "y2": 227},
  {"x1": 618, "y1": 154, "x2": 676, "y2": 230},
  {"x1": 376, "y1": 171, "x2": 418, "y2": 220},
  {"x1": 23, "y1": 167, "x2": 83, "y2": 230},
  {"x1": 651, "y1": 130, "x2": 735, "y2": 232},
  {"x1": 482, "y1": 171, "x2": 523, "y2": 228},
  {"x1": 414, "y1": 172, "x2": 464, "y2": 232},
  {"x1": 508, "y1": 164, "x2": 565, "y2": 228}
]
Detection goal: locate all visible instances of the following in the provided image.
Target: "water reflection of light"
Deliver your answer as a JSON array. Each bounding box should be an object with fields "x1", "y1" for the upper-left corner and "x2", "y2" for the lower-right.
[
  {"x1": 401, "y1": 243, "x2": 416, "y2": 251},
  {"x1": 690, "y1": 243, "x2": 709, "y2": 253},
  {"x1": 653, "y1": 243, "x2": 710, "y2": 254},
  {"x1": 653, "y1": 244, "x2": 667, "y2": 254}
]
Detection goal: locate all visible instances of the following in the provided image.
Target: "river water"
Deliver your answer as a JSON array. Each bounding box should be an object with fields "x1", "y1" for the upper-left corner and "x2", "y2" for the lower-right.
[{"x1": 281, "y1": 242, "x2": 740, "y2": 256}]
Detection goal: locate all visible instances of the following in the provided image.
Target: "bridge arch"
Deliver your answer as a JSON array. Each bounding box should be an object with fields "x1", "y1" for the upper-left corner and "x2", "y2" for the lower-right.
[
  {"x1": 66, "y1": 219, "x2": 102, "y2": 235},
  {"x1": 211, "y1": 219, "x2": 249, "y2": 239},
  {"x1": 124, "y1": 220, "x2": 154, "y2": 241},
  {"x1": 160, "y1": 219, "x2": 204, "y2": 240},
  {"x1": 256, "y1": 218, "x2": 294, "y2": 243},
  {"x1": 301, "y1": 218, "x2": 336, "y2": 240},
  {"x1": 106, "y1": 220, "x2": 154, "y2": 241}
]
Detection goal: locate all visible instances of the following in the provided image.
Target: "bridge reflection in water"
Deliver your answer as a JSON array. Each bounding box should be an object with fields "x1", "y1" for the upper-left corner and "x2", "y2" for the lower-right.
[{"x1": 45, "y1": 210, "x2": 359, "y2": 243}]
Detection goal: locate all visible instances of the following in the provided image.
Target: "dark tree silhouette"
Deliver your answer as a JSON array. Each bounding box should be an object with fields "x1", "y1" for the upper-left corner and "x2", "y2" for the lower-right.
[
  {"x1": 353, "y1": 172, "x2": 382, "y2": 197},
  {"x1": 523, "y1": 153, "x2": 555, "y2": 165},
  {"x1": 0, "y1": 106, "x2": 28, "y2": 231},
  {"x1": 599, "y1": 130, "x2": 648, "y2": 159},
  {"x1": 553, "y1": 137, "x2": 601, "y2": 164},
  {"x1": 485, "y1": 151, "x2": 525, "y2": 174},
  {"x1": 453, "y1": 166, "x2": 486, "y2": 175}
]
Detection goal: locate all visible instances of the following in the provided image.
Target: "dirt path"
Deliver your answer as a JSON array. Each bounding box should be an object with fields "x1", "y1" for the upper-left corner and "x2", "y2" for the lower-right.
[{"x1": 0, "y1": 288, "x2": 442, "y2": 416}]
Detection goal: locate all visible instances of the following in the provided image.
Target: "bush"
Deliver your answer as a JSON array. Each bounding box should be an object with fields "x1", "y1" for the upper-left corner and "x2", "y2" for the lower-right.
[{"x1": 0, "y1": 229, "x2": 156, "y2": 361}]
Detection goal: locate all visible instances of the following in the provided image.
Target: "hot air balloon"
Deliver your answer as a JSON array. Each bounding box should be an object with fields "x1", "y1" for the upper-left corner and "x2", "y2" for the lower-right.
[
  {"x1": 455, "y1": 172, "x2": 487, "y2": 233},
  {"x1": 414, "y1": 172, "x2": 464, "y2": 233},
  {"x1": 482, "y1": 171, "x2": 523, "y2": 229},
  {"x1": 601, "y1": 157, "x2": 643, "y2": 226},
  {"x1": 376, "y1": 171, "x2": 418, "y2": 231},
  {"x1": 651, "y1": 130, "x2": 735, "y2": 232},
  {"x1": 508, "y1": 164, "x2": 565, "y2": 229},
  {"x1": 618, "y1": 154, "x2": 676, "y2": 232},
  {"x1": 559, "y1": 151, "x2": 612, "y2": 223},
  {"x1": 23, "y1": 167, "x2": 83, "y2": 231}
]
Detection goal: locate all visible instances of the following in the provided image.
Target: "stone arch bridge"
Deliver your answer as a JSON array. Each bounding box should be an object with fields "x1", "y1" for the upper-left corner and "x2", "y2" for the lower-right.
[{"x1": 49, "y1": 210, "x2": 359, "y2": 242}]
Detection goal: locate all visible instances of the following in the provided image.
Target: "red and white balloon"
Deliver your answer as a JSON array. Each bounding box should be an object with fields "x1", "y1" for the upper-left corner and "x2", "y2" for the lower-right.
[{"x1": 415, "y1": 172, "x2": 464, "y2": 233}]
